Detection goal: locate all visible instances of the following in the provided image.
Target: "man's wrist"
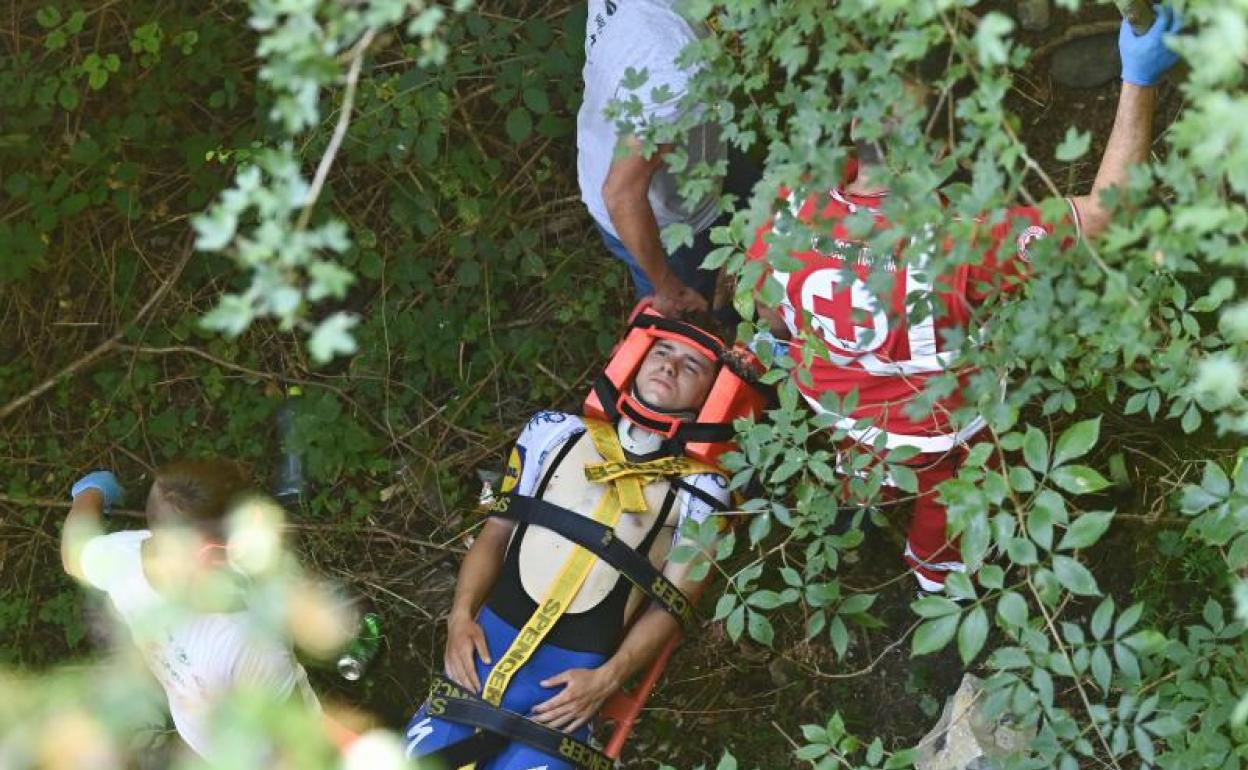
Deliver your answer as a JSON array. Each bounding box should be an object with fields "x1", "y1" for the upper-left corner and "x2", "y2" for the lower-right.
[
  {"x1": 653, "y1": 270, "x2": 684, "y2": 295},
  {"x1": 596, "y1": 658, "x2": 625, "y2": 692},
  {"x1": 71, "y1": 488, "x2": 105, "y2": 509}
]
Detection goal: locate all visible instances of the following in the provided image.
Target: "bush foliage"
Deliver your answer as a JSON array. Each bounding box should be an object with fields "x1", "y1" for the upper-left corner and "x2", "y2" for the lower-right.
[{"x1": 2, "y1": 0, "x2": 1247, "y2": 769}]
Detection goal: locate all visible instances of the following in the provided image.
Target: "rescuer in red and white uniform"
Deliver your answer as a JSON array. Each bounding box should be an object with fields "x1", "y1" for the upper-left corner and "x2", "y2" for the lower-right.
[{"x1": 748, "y1": 9, "x2": 1183, "y2": 592}]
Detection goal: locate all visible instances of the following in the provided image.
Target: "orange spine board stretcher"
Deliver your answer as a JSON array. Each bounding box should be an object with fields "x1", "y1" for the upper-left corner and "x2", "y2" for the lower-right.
[{"x1": 599, "y1": 633, "x2": 682, "y2": 759}]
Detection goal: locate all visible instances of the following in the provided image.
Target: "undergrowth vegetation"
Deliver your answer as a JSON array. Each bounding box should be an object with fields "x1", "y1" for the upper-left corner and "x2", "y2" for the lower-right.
[{"x1": 2, "y1": 1, "x2": 1247, "y2": 769}]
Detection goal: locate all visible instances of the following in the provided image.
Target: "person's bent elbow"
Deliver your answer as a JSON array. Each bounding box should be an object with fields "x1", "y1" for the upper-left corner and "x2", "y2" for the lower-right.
[{"x1": 602, "y1": 163, "x2": 648, "y2": 220}]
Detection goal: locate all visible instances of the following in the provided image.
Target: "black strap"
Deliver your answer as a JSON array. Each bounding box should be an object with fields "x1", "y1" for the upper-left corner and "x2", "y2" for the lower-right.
[
  {"x1": 671, "y1": 478, "x2": 731, "y2": 513},
  {"x1": 424, "y1": 676, "x2": 614, "y2": 770},
  {"x1": 535, "y1": 429, "x2": 585, "y2": 499},
  {"x1": 630, "y1": 312, "x2": 727, "y2": 359},
  {"x1": 421, "y1": 730, "x2": 509, "y2": 769},
  {"x1": 487, "y1": 494, "x2": 695, "y2": 627},
  {"x1": 593, "y1": 375, "x2": 623, "y2": 421},
  {"x1": 642, "y1": 486, "x2": 679, "y2": 556}
]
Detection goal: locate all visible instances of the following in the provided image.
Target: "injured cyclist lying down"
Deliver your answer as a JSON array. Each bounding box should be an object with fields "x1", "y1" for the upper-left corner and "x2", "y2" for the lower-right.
[{"x1": 405, "y1": 302, "x2": 765, "y2": 770}]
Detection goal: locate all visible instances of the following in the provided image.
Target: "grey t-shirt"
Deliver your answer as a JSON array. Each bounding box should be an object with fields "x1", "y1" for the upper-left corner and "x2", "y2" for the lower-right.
[{"x1": 576, "y1": 0, "x2": 724, "y2": 243}]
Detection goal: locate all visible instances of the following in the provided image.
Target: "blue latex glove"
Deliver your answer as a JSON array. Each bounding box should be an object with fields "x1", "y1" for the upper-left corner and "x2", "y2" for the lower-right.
[
  {"x1": 748, "y1": 330, "x2": 791, "y2": 362},
  {"x1": 71, "y1": 470, "x2": 124, "y2": 514},
  {"x1": 1119, "y1": 5, "x2": 1183, "y2": 87}
]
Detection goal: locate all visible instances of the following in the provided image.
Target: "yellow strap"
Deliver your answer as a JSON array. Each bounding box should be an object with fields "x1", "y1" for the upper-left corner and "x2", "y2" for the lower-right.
[
  {"x1": 581, "y1": 419, "x2": 718, "y2": 512},
  {"x1": 480, "y1": 486, "x2": 623, "y2": 705}
]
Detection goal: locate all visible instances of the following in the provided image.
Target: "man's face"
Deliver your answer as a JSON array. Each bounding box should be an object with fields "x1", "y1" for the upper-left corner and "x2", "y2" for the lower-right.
[{"x1": 635, "y1": 339, "x2": 717, "y2": 412}]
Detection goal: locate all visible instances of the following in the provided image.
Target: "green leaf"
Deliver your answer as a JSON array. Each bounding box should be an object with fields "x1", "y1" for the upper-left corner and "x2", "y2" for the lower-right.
[
  {"x1": 747, "y1": 609, "x2": 774, "y2": 647},
  {"x1": 1113, "y1": 603, "x2": 1143, "y2": 638},
  {"x1": 890, "y1": 464, "x2": 919, "y2": 493},
  {"x1": 978, "y1": 564, "x2": 1004, "y2": 589},
  {"x1": 1091, "y1": 597, "x2": 1114, "y2": 640},
  {"x1": 838, "y1": 593, "x2": 876, "y2": 616},
  {"x1": 944, "y1": 572, "x2": 977, "y2": 601},
  {"x1": 747, "y1": 590, "x2": 782, "y2": 610},
  {"x1": 505, "y1": 107, "x2": 532, "y2": 143},
  {"x1": 1057, "y1": 511, "x2": 1113, "y2": 551},
  {"x1": 964, "y1": 443, "x2": 993, "y2": 468},
  {"x1": 725, "y1": 605, "x2": 744, "y2": 641},
  {"x1": 828, "y1": 615, "x2": 848, "y2": 657},
  {"x1": 1052, "y1": 555, "x2": 1100, "y2": 596},
  {"x1": 1009, "y1": 466, "x2": 1035, "y2": 492},
  {"x1": 912, "y1": 614, "x2": 959, "y2": 656},
  {"x1": 1006, "y1": 537, "x2": 1039, "y2": 565},
  {"x1": 1023, "y1": 426, "x2": 1049, "y2": 473},
  {"x1": 794, "y1": 744, "x2": 828, "y2": 761},
  {"x1": 1114, "y1": 641, "x2": 1140, "y2": 680},
  {"x1": 521, "y1": 87, "x2": 550, "y2": 114},
  {"x1": 307, "y1": 312, "x2": 359, "y2": 363},
  {"x1": 997, "y1": 591, "x2": 1029, "y2": 628},
  {"x1": 36, "y1": 5, "x2": 61, "y2": 28},
  {"x1": 1090, "y1": 645, "x2": 1113, "y2": 692},
  {"x1": 1049, "y1": 465, "x2": 1110, "y2": 495},
  {"x1": 885, "y1": 749, "x2": 920, "y2": 769},
  {"x1": 973, "y1": 12, "x2": 1015, "y2": 67},
  {"x1": 1053, "y1": 417, "x2": 1100, "y2": 467},
  {"x1": 912, "y1": 595, "x2": 961, "y2": 618},
  {"x1": 958, "y1": 606, "x2": 988, "y2": 664},
  {"x1": 1055, "y1": 127, "x2": 1092, "y2": 162},
  {"x1": 57, "y1": 83, "x2": 80, "y2": 111},
  {"x1": 989, "y1": 646, "x2": 1030, "y2": 669}
]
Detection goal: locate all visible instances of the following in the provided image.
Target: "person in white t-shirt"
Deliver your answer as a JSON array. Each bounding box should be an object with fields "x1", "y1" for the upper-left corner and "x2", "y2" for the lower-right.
[
  {"x1": 60, "y1": 460, "x2": 320, "y2": 764},
  {"x1": 578, "y1": 0, "x2": 738, "y2": 315}
]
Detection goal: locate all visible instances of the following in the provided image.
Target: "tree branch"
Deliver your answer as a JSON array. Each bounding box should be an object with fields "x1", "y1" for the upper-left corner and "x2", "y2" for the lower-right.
[
  {"x1": 295, "y1": 27, "x2": 378, "y2": 232},
  {"x1": 0, "y1": 238, "x2": 194, "y2": 423}
]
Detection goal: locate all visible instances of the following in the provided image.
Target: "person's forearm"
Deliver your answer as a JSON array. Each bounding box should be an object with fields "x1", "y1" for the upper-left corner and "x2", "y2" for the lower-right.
[
  {"x1": 448, "y1": 521, "x2": 511, "y2": 618},
  {"x1": 607, "y1": 192, "x2": 678, "y2": 292},
  {"x1": 62, "y1": 489, "x2": 105, "y2": 581},
  {"x1": 597, "y1": 605, "x2": 681, "y2": 689},
  {"x1": 1075, "y1": 83, "x2": 1158, "y2": 238},
  {"x1": 597, "y1": 545, "x2": 714, "y2": 687}
]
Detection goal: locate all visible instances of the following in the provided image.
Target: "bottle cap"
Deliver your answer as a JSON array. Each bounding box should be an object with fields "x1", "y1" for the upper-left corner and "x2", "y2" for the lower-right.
[{"x1": 337, "y1": 655, "x2": 364, "y2": 682}]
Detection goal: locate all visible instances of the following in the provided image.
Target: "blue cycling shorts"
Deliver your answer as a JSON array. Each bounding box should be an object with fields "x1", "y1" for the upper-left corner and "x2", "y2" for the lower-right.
[{"x1": 405, "y1": 606, "x2": 607, "y2": 770}]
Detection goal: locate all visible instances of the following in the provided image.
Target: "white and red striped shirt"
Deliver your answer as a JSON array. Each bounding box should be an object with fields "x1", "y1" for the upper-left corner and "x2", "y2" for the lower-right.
[{"x1": 749, "y1": 174, "x2": 1079, "y2": 452}]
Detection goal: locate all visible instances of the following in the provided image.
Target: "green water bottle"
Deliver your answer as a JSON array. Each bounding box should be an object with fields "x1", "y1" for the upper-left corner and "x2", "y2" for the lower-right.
[{"x1": 337, "y1": 611, "x2": 383, "y2": 682}]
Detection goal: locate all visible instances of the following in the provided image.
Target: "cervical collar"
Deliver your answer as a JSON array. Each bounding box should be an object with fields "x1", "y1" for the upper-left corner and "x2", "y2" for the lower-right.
[{"x1": 615, "y1": 386, "x2": 697, "y2": 461}]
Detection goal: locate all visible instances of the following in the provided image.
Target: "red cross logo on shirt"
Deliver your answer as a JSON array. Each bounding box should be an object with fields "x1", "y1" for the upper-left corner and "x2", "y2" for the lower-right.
[
  {"x1": 812, "y1": 289, "x2": 876, "y2": 346},
  {"x1": 798, "y1": 268, "x2": 891, "y2": 355}
]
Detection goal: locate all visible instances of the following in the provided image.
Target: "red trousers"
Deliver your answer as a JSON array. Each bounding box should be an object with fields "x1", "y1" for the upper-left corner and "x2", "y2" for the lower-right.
[
  {"x1": 897, "y1": 449, "x2": 966, "y2": 592},
  {"x1": 844, "y1": 445, "x2": 968, "y2": 592}
]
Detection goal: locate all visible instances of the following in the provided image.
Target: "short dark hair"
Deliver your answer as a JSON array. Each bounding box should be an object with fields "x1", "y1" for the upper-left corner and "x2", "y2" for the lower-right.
[{"x1": 151, "y1": 459, "x2": 252, "y2": 539}]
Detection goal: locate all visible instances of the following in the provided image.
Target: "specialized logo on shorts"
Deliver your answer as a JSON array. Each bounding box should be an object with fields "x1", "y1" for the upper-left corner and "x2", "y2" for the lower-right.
[
  {"x1": 426, "y1": 676, "x2": 472, "y2": 718},
  {"x1": 405, "y1": 717, "x2": 433, "y2": 754},
  {"x1": 501, "y1": 445, "x2": 524, "y2": 494},
  {"x1": 1016, "y1": 225, "x2": 1048, "y2": 262}
]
